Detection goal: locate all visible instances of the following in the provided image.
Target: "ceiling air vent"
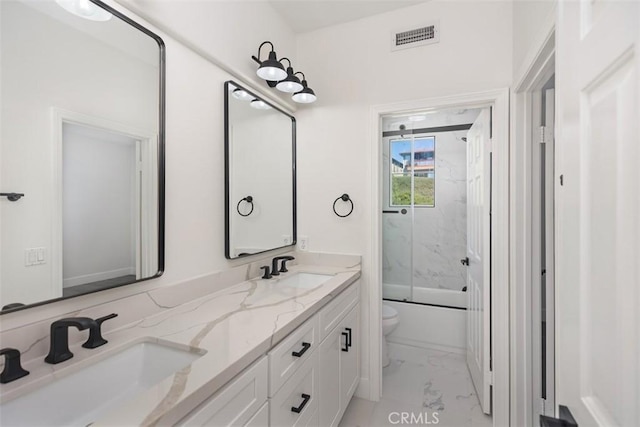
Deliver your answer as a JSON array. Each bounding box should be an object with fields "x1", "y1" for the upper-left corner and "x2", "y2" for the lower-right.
[{"x1": 391, "y1": 22, "x2": 440, "y2": 51}]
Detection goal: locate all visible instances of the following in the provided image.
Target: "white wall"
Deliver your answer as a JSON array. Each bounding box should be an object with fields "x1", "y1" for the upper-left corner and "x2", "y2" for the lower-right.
[
  {"x1": 0, "y1": 0, "x2": 157, "y2": 306},
  {"x1": 294, "y1": 0, "x2": 512, "y2": 398},
  {"x1": 62, "y1": 123, "x2": 136, "y2": 288},
  {"x1": 512, "y1": 0, "x2": 557, "y2": 82},
  {"x1": 117, "y1": 0, "x2": 299, "y2": 112}
]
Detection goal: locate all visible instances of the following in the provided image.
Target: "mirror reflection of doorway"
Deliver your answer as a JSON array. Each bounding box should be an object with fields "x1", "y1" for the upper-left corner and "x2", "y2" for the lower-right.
[
  {"x1": 59, "y1": 119, "x2": 156, "y2": 298},
  {"x1": 62, "y1": 122, "x2": 137, "y2": 296}
]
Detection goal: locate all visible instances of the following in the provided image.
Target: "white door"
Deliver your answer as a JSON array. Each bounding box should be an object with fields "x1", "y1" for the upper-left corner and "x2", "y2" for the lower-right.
[
  {"x1": 466, "y1": 108, "x2": 491, "y2": 414},
  {"x1": 555, "y1": 1, "x2": 640, "y2": 425}
]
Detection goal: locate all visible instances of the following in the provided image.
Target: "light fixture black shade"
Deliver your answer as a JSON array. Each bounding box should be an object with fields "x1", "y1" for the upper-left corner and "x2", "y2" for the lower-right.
[
  {"x1": 292, "y1": 80, "x2": 317, "y2": 104},
  {"x1": 257, "y1": 51, "x2": 287, "y2": 81},
  {"x1": 276, "y1": 66, "x2": 303, "y2": 93}
]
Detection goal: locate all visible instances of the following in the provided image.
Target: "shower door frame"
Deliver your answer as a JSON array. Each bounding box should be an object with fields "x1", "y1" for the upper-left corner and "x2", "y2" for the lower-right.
[{"x1": 368, "y1": 88, "x2": 510, "y2": 427}]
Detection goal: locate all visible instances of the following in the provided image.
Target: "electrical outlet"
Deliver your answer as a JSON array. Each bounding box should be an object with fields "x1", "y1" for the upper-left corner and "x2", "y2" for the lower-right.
[
  {"x1": 282, "y1": 235, "x2": 292, "y2": 245},
  {"x1": 299, "y1": 236, "x2": 309, "y2": 252}
]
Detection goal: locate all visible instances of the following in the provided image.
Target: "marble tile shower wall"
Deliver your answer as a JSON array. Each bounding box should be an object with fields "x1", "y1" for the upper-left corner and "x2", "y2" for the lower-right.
[{"x1": 383, "y1": 131, "x2": 467, "y2": 292}]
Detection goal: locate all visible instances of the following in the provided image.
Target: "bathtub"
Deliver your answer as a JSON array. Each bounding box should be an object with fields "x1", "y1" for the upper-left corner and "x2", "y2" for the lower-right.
[
  {"x1": 382, "y1": 282, "x2": 467, "y2": 309},
  {"x1": 383, "y1": 283, "x2": 467, "y2": 354}
]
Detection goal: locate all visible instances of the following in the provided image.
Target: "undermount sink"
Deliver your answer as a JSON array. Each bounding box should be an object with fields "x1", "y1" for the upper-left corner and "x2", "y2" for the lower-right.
[
  {"x1": 275, "y1": 272, "x2": 334, "y2": 289},
  {"x1": 0, "y1": 340, "x2": 204, "y2": 426}
]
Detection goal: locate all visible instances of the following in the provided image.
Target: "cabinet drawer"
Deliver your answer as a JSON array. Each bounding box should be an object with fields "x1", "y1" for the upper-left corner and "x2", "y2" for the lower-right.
[
  {"x1": 270, "y1": 350, "x2": 319, "y2": 427},
  {"x1": 178, "y1": 357, "x2": 268, "y2": 427},
  {"x1": 244, "y1": 402, "x2": 269, "y2": 427},
  {"x1": 269, "y1": 315, "x2": 318, "y2": 396},
  {"x1": 318, "y1": 281, "x2": 359, "y2": 342}
]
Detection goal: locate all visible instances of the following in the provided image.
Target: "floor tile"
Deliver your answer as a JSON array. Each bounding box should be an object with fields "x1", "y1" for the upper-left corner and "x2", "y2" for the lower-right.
[{"x1": 340, "y1": 344, "x2": 493, "y2": 427}]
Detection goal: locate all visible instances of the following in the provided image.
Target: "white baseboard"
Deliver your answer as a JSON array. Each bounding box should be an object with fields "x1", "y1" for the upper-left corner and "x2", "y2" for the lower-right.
[{"x1": 63, "y1": 266, "x2": 135, "y2": 288}]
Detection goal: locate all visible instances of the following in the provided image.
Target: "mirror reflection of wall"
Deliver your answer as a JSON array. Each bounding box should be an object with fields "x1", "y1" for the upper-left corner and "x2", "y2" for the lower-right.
[
  {"x1": 0, "y1": 0, "x2": 164, "y2": 311},
  {"x1": 225, "y1": 82, "x2": 295, "y2": 259}
]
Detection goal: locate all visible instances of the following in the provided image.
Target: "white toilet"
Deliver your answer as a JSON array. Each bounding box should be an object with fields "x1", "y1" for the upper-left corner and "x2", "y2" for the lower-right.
[{"x1": 382, "y1": 304, "x2": 399, "y2": 368}]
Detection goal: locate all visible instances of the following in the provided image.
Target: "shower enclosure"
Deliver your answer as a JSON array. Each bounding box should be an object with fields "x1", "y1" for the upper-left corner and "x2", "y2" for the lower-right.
[{"x1": 381, "y1": 110, "x2": 478, "y2": 309}]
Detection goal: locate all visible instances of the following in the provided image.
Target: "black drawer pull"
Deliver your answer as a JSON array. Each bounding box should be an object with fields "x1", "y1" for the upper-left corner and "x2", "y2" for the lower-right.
[
  {"x1": 341, "y1": 332, "x2": 349, "y2": 352},
  {"x1": 291, "y1": 393, "x2": 311, "y2": 413},
  {"x1": 291, "y1": 342, "x2": 311, "y2": 358},
  {"x1": 345, "y1": 327, "x2": 352, "y2": 348}
]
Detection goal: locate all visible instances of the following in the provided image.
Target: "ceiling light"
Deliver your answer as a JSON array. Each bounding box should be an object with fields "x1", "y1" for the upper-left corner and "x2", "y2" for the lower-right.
[
  {"x1": 253, "y1": 41, "x2": 287, "y2": 82},
  {"x1": 292, "y1": 74, "x2": 316, "y2": 104},
  {"x1": 55, "y1": 0, "x2": 112, "y2": 21},
  {"x1": 250, "y1": 99, "x2": 271, "y2": 110},
  {"x1": 408, "y1": 115, "x2": 426, "y2": 122}
]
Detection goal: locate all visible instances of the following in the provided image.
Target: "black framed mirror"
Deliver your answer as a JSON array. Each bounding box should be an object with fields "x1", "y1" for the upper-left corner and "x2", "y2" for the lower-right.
[
  {"x1": 224, "y1": 81, "x2": 296, "y2": 259},
  {"x1": 0, "y1": 0, "x2": 165, "y2": 314}
]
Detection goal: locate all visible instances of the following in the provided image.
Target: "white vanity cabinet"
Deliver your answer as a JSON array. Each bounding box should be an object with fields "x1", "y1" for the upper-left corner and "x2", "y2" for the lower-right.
[
  {"x1": 178, "y1": 280, "x2": 360, "y2": 427},
  {"x1": 177, "y1": 357, "x2": 268, "y2": 427},
  {"x1": 318, "y1": 299, "x2": 360, "y2": 427}
]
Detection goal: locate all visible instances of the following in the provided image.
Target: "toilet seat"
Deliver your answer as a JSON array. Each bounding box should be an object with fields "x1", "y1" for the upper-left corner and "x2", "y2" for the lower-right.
[{"x1": 382, "y1": 304, "x2": 398, "y2": 320}]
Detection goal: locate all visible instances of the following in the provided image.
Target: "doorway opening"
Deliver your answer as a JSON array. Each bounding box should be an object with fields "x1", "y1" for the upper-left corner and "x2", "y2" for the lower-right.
[
  {"x1": 531, "y1": 75, "x2": 556, "y2": 423},
  {"x1": 358, "y1": 89, "x2": 509, "y2": 427},
  {"x1": 51, "y1": 109, "x2": 158, "y2": 299},
  {"x1": 377, "y1": 107, "x2": 492, "y2": 426},
  {"x1": 61, "y1": 122, "x2": 140, "y2": 297}
]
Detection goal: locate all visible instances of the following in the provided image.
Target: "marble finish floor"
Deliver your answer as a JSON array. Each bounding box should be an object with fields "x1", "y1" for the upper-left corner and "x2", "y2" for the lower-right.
[{"x1": 339, "y1": 344, "x2": 492, "y2": 427}]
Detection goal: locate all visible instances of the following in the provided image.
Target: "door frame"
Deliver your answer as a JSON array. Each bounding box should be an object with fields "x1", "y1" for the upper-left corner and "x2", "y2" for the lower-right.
[
  {"x1": 510, "y1": 9, "x2": 556, "y2": 426},
  {"x1": 368, "y1": 88, "x2": 510, "y2": 426},
  {"x1": 51, "y1": 108, "x2": 157, "y2": 291}
]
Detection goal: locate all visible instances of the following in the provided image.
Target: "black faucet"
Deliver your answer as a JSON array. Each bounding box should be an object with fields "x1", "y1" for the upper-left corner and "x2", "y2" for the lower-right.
[
  {"x1": 271, "y1": 256, "x2": 295, "y2": 276},
  {"x1": 45, "y1": 317, "x2": 96, "y2": 364},
  {"x1": 0, "y1": 348, "x2": 29, "y2": 383},
  {"x1": 82, "y1": 313, "x2": 118, "y2": 349},
  {"x1": 260, "y1": 266, "x2": 272, "y2": 279},
  {"x1": 278, "y1": 256, "x2": 295, "y2": 273}
]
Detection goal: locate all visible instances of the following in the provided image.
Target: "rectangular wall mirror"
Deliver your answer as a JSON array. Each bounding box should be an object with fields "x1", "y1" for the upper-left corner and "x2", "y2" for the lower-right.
[
  {"x1": 0, "y1": 0, "x2": 165, "y2": 314},
  {"x1": 225, "y1": 81, "x2": 296, "y2": 259}
]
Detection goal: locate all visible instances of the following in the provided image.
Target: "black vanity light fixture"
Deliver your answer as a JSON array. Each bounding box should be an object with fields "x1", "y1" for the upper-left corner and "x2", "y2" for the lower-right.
[
  {"x1": 276, "y1": 59, "x2": 303, "y2": 93},
  {"x1": 252, "y1": 41, "x2": 316, "y2": 104},
  {"x1": 232, "y1": 88, "x2": 252, "y2": 101},
  {"x1": 253, "y1": 41, "x2": 287, "y2": 82},
  {"x1": 291, "y1": 72, "x2": 317, "y2": 104},
  {"x1": 250, "y1": 99, "x2": 271, "y2": 110}
]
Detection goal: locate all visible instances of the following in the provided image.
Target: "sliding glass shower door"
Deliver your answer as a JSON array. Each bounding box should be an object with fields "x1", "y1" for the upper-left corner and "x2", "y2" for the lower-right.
[
  {"x1": 382, "y1": 133, "x2": 438, "y2": 301},
  {"x1": 382, "y1": 138, "x2": 413, "y2": 302},
  {"x1": 381, "y1": 114, "x2": 470, "y2": 309}
]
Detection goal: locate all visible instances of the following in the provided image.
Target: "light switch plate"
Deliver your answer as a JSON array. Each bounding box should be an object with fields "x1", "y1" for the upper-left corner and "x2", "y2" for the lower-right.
[{"x1": 25, "y1": 247, "x2": 46, "y2": 266}]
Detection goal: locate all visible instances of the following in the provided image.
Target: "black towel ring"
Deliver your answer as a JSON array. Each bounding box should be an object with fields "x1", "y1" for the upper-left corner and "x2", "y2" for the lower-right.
[
  {"x1": 333, "y1": 194, "x2": 354, "y2": 218},
  {"x1": 237, "y1": 196, "x2": 254, "y2": 217}
]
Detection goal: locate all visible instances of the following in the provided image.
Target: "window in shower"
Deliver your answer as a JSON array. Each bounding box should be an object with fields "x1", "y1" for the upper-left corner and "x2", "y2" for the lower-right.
[{"x1": 390, "y1": 137, "x2": 435, "y2": 207}]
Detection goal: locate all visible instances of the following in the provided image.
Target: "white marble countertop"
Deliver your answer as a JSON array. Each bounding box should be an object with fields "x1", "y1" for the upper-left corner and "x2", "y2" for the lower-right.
[{"x1": 0, "y1": 263, "x2": 360, "y2": 426}]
